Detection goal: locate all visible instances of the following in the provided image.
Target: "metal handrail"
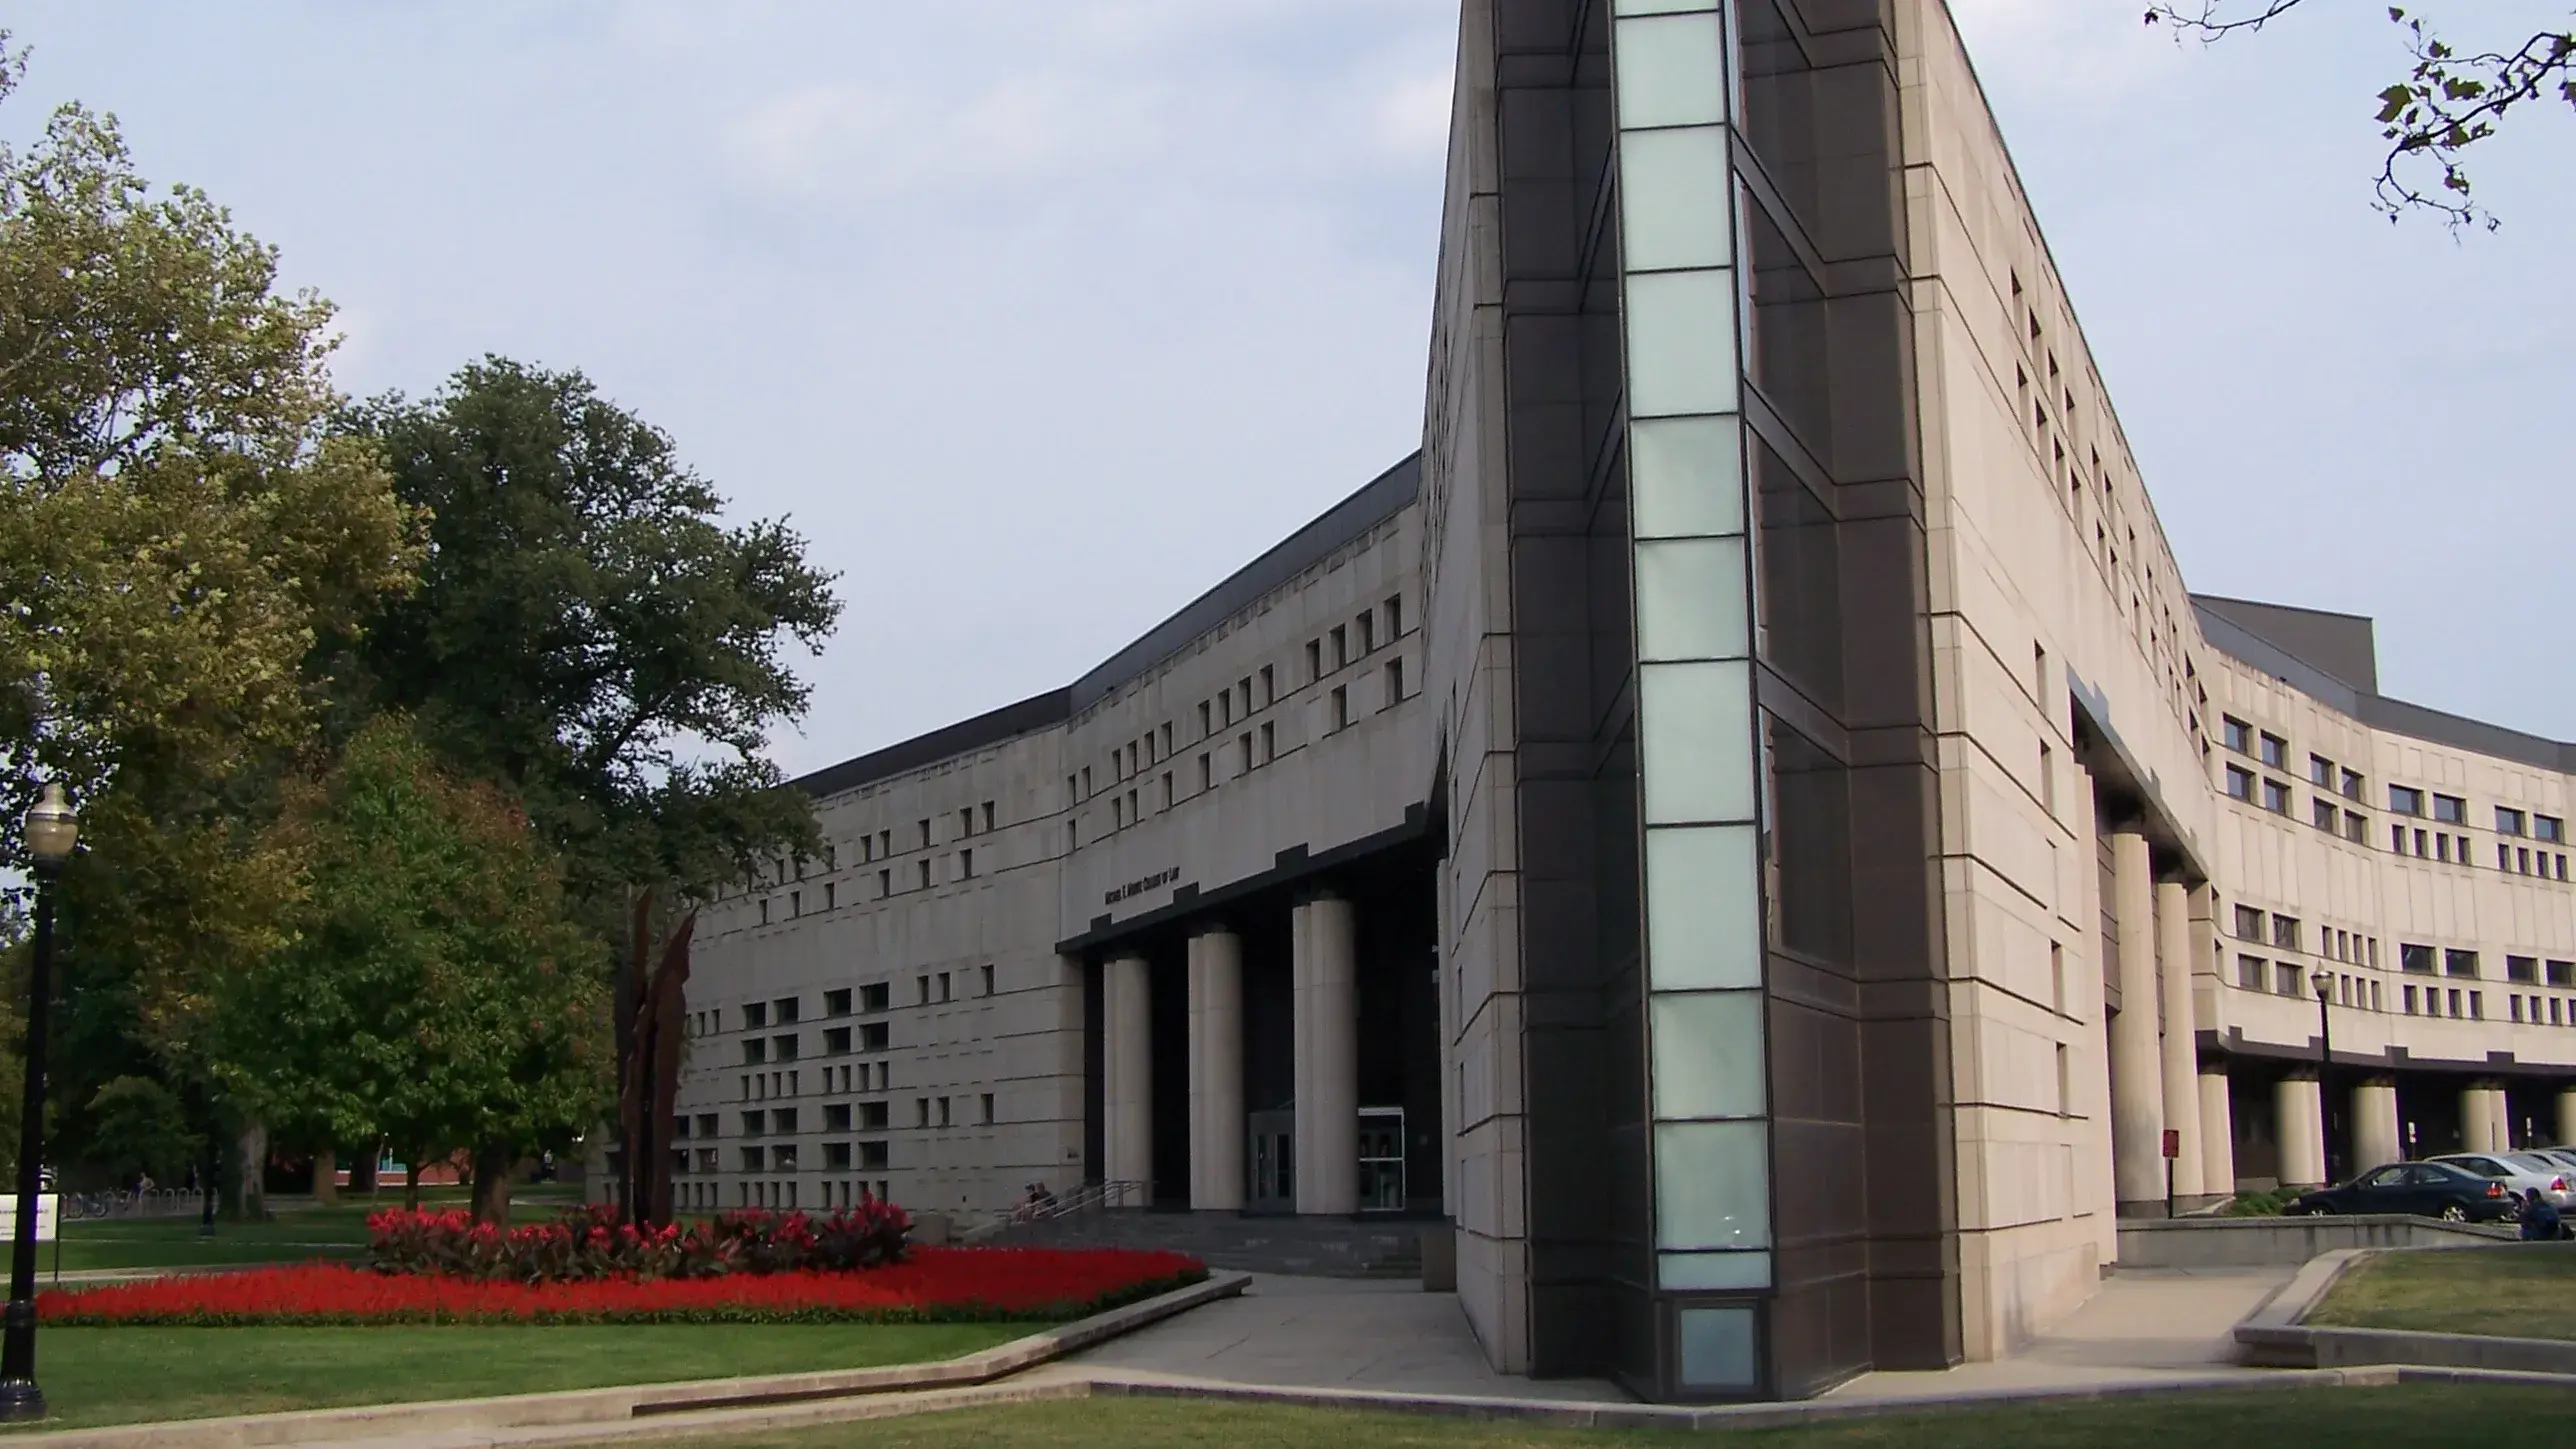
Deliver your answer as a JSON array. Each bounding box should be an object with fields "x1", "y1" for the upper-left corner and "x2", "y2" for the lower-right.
[{"x1": 958, "y1": 1178, "x2": 1147, "y2": 1241}]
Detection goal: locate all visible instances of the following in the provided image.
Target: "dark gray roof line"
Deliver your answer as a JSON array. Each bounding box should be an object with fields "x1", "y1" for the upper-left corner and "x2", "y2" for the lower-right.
[
  {"x1": 2191, "y1": 595, "x2": 2576, "y2": 775},
  {"x1": 793, "y1": 453, "x2": 1422, "y2": 800}
]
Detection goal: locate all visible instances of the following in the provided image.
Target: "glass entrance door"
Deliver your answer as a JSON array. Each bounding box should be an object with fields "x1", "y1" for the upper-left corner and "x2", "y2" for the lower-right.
[
  {"x1": 1246, "y1": 1109, "x2": 1294, "y2": 1214},
  {"x1": 1359, "y1": 1106, "x2": 1405, "y2": 1212}
]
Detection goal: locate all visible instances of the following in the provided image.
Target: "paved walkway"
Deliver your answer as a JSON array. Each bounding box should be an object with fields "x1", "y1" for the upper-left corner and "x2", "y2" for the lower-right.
[
  {"x1": 1830, "y1": 1266, "x2": 2295, "y2": 1398},
  {"x1": 1066, "y1": 1273, "x2": 1630, "y2": 1400},
  {"x1": 1071, "y1": 1265, "x2": 2296, "y2": 1405}
]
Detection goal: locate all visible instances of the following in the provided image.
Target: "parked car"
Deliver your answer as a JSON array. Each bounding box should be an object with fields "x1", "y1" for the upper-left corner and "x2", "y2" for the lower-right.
[
  {"x1": 2429, "y1": 1152, "x2": 2574, "y2": 1210},
  {"x1": 2287, "y1": 1160, "x2": 2519, "y2": 1221}
]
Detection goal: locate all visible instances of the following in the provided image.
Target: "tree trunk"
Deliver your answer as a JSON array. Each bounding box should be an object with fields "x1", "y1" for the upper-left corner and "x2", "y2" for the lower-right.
[
  {"x1": 405, "y1": 1156, "x2": 421, "y2": 1210},
  {"x1": 226, "y1": 1120, "x2": 269, "y2": 1221},
  {"x1": 311, "y1": 1148, "x2": 338, "y2": 1205},
  {"x1": 349, "y1": 1147, "x2": 379, "y2": 1196},
  {"x1": 470, "y1": 1140, "x2": 515, "y2": 1226}
]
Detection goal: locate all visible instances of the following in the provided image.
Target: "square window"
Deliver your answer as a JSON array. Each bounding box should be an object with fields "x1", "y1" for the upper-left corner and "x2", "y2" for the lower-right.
[
  {"x1": 2224, "y1": 764, "x2": 2254, "y2": 801},
  {"x1": 2498, "y1": 806, "x2": 2527, "y2": 836},
  {"x1": 2445, "y1": 949, "x2": 2479, "y2": 978},
  {"x1": 2258, "y1": 733, "x2": 2286, "y2": 768},
  {"x1": 2401, "y1": 943, "x2": 2435, "y2": 974},
  {"x1": 2271, "y1": 914, "x2": 2300, "y2": 951},
  {"x1": 1677, "y1": 1306, "x2": 1759, "y2": 1392},
  {"x1": 2233, "y1": 905, "x2": 2265, "y2": 940},
  {"x1": 2432, "y1": 793, "x2": 2466, "y2": 824},
  {"x1": 2312, "y1": 797, "x2": 2337, "y2": 831},
  {"x1": 2222, "y1": 717, "x2": 2250, "y2": 753},
  {"x1": 2261, "y1": 779, "x2": 2291, "y2": 813},
  {"x1": 743, "y1": 1002, "x2": 769, "y2": 1030},
  {"x1": 2343, "y1": 810, "x2": 2368, "y2": 844},
  {"x1": 2309, "y1": 754, "x2": 2334, "y2": 787},
  {"x1": 2237, "y1": 954, "x2": 2266, "y2": 990},
  {"x1": 2538, "y1": 815, "x2": 2565, "y2": 844},
  {"x1": 2390, "y1": 785, "x2": 2424, "y2": 816},
  {"x1": 826, "y1": 988, "x2": 852, "y2": 1016}
]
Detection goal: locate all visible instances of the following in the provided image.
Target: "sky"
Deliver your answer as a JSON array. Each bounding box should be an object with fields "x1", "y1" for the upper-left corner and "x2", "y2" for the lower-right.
[{"x1": 4, "y1": 1, "x2": 2569, "y2": 771}]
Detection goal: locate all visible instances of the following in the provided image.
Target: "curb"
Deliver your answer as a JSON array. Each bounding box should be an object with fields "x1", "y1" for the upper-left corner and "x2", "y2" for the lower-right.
[
  {"x1": 1085, "y1": 1365, "x2": 2384, "y2": 1433},
  {"x1": 6, "y1": 1272, "x2": 1248, "y2": 1449},
  {"x1": 2232, "y1": 1246, "x2": 2576, "y2": 1374}
]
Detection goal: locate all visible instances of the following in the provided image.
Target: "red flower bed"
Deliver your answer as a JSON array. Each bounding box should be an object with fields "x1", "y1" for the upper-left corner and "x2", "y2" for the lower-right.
[{"x1": 39, "y1": 1247, "x2": 1205, "y2": 1327}]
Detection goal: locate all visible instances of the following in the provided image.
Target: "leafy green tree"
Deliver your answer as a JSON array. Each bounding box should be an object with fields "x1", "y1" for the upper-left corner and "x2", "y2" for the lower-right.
[
  {"x1": 82, "y1": 1076, "x2": 193, "y2": 1188},
  {"x1": 2148, "y1": 3, "x2": 2575, "y2": 228},
  {"x1": 344, "y1": 359, "x2": 841, "y2": 926},
  {"x1": 0, "y1": 33, "x2": 422, "y2": 1166},
  {"x1": 205, "y1": 717, "x2": 610, "y2": 1223}
]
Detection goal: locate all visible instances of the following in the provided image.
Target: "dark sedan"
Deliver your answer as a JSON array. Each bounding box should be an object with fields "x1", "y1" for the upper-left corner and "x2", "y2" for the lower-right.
[{"x1": 2288, "y1": 1160, "x2": 2520, "y2": 1222}]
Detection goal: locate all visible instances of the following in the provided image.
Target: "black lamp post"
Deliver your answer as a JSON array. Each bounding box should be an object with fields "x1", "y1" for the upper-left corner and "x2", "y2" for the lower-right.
[
  {"x1": 2309, "y1": 966, "x2": 2336, "y2": 1189},
  {"x1": 1, "y1": 782, "x2": 78, "y2": 1422}
]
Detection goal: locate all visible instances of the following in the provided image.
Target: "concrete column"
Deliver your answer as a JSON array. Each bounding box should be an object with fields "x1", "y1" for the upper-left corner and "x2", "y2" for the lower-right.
[
  {"x1": 1186, "y1": 927, "x2": 1245, "y2": 1211},
  {"x1": 1103, "y1": 953, "x2": 1152, "y2": 1192},
  {"x1": 2154, "y1": 879, "x2": 2202, "y2": 1202},
  {"x1": 2275, "y1": 1074, "x2": 2325, "y2": 1189},
  {"x1": 1293, "y1": 894, "x2": 1359, "y2": 1215},
  {"x1": 2197, "y1": 1068, "x2": 2236, "y2": 1201},
  {"x1": 2559, "y1": 1087, "x2": 2576, "y2": 1149},
  {"x1": 2107, "y1": 831, "x2": 2165, "y2": 1212},
  {"x1": 2353, "y1": 1077, "x2": 2401, "y2": 1171},
  {"x1": 2462, "y1": 1082, "x2": 2507, "y2": 1153}
]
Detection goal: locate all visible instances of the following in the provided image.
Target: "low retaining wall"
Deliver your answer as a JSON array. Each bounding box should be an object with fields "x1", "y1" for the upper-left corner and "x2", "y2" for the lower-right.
[
  {"x1": 2118, "y1": 1214, "x2": 2511, "y2": 1269},
  {"x1": 2232, "y1": 1246, "x2": 2576, "y2": 1374}
]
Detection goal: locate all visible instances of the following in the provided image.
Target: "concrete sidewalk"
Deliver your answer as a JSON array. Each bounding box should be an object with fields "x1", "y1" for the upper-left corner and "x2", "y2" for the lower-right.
[
  {"x1": 1065, "y1": 1273, "x2": 1629, "y2": 1401},
  {"x1": 1828, "y1": 1266, "x2": 2295, "y2": 1398},
  {"x1": 1073, "y1": 1265, "x2": 2297, "y2": 1406}
]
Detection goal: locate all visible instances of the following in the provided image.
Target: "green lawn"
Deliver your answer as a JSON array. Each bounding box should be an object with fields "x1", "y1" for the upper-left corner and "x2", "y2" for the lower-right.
[
  {"x1": 676, "y1": 1385, "x2": 2576, "y2": 1448},
  {"x1": 2306, "y1": 1244, "x2": 2576, "y2": 1339},
  {"x1": 49, "y1": 1188, "x2": 583, "y2": 1273},
  {"x1": 0, "y1": 1322, "x2": 1031, "y2": 1431}
]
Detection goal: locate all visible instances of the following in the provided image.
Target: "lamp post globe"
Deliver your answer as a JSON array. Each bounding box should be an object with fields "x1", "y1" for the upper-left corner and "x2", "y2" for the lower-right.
[
  {"x1": 1, "y1": 780, "x2": 76, "y2": 1422},
  {"x1": 2308, "y1": 966, "x2": 2335, "y2": 1192}
]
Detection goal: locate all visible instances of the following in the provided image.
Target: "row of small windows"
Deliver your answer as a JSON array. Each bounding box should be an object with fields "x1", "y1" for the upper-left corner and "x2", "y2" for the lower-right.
[
  {"x1": 2228, "y1": 908, "x2": 2576, "y2": 990},
  {"x1": 680, "y1": 1181, "x2": 889, "y2": 1212},
  {"x1": 738, "y1": 1061, "x2": 889, "y2": 1103},
  {"x1": 2220, "y1": 766, "x2": 2570, "y2": 879}
]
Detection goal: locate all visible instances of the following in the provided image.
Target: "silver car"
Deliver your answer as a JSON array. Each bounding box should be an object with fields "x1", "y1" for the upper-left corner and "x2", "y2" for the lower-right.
[{"x1": 2429, "y1": 1152, "x2": 2574, "y2": 1211}]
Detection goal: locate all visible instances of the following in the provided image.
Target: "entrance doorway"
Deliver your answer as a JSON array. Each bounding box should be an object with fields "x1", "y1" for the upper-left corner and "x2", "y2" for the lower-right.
[
  {"x1": 1359, "y1": 1106, "x2": 1406, "y2": 1211},
  {"x1": 1247, "y1": 1109, "x2": 1294, "y2": 1214}
]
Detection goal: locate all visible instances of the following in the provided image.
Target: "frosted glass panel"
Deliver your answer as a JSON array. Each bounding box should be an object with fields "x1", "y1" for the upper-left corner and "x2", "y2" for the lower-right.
[
  {"x1": 1619, "y1": 126, "x2": 1731, "y2": 272},
  {"x1": 1679, "y1": 1305, "x2": 1760, "y2": 1390},
  {"x1": 1660, "y1": 1251, "x2": 1772, "y2": 1291},
  {"x1": 1614, "y1": 0, "x2": 1716, "y2": 14},
  {"x1": 1645, "y1": 825, "x2": 1761, "y2": 989},
  {"x1": 1639, "y1": 662, "x2": 1754, "y2": 825},
  {"x1": 1614, "y1": 14, "x2": 1728, "y2": 131},
  {"x1": 1631, "y1": 416, "x2": 1745, "y2": 540},
  {"x1": 1655, "y1": 1120, "x2": 1771, "y2": 1249},
  {"x1": 1635, "y1": 539, "x2": 1748, "y2": 662},
  {"x1": 1650, "y1": 991, "x2": 1767, "y2": 1120},
  {"x1": 1624, "y1": 269, "x2": 1737, "y2": 418}
]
